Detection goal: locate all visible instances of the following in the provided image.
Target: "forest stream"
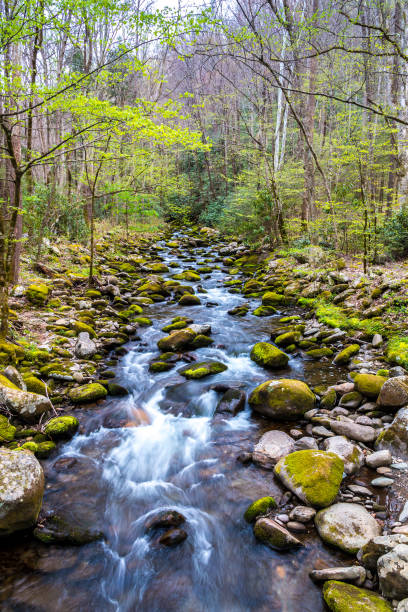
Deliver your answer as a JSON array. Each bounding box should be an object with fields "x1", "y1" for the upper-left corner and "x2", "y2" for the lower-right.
[{"x1": 0, "y1": 233, "x2": 400, "y2": 612}]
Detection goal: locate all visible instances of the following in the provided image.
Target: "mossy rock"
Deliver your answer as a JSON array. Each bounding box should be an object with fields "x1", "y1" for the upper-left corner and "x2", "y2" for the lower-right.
[
  {"x1": 26, "y1": 284, "x2": 49, "y2": 305},
  {"x1": 274, "y1": 450, "x2": 344, "y2": 508},
  {"x1": 322, "y1": 580, "x2": 392, "y2": 612},
  {"x1": 333, "y1": 344, "x2": 360, "y2": 365},
  {"x1": 253, "y1": 306, "x2": 277, "y2": 317},
  {"x1": 20, "y1": 441, "x2": 38, "y2": 453},
  {"x1": 107, "y1": 383, "x2": 128, "y2": 396},
  {"x1": 190, "y1": 334, "x2": 213, "y2": 348},
  {"x1": 320, "y1": 387, "x2": 337, "y2": 409},
  {"x1": 73, "y1": 320, "x2": 96, "y2": 338},
  {"x1": 149, "y1": 361, "x2": 174, "y2": 373},
  {"x1": 305, "y1": 347, "x2": 334, "y2": 359},
  {"x1": 354, "y1": 373, "x2": 387, "y2": 399},
  {"x1": 250, "y1": 342, "x2": 288, "y2": 369},
  {"x1": 23, "y1": 376, "x2": 49, "y2": 396},
  {"x1": 249, "y1": 378, "x2": 315, "y2": 420},
  {"x1": 178, "y1": 294, "x2": 201, "y2": 306},
  {"x1": 35, "y1": 441, "x2": 56, "y2": 458},
  {"x1": 0, "y1": 373, "x2": 19, "y2": 389},
  {"x1": 162, "y1": 320, "x2": 188, "y2": 333},
  {"x1": 0, "y1": 415, "x2": 16, "y2": 442},
  {"x1": 275, "y1": 330, "x2": 301, "y2": 347},
  {"x1": 178, "y1": 361, "x2": 227, "y2": 379},
  {"x1": 44, "y1": 416, "x2": 79, "y2": 439},
  {"x1": 68, "y1": 383, "x2": 107, "y2": 404},
  {"x1": 244, "y1": 497, "x2": 277, "y2": 523},
  {"x1": 262, "y1": 291, "x2": 286, "y2": 307},
  {"x1": 0, "y1": 341, "x2": 22, "y2": 365},
  {"x1": 172, "y1": 270, "x2": 201, "y2": 282},
  {"x1": 147, "y1": 263, "x2": 169, "y2": 273},
  {"x1": 157, "y1": 328, "x2": 196, "y2": 352},
  {"x1": 135, "y1": 317, "x2": 152, "y2": 327}
]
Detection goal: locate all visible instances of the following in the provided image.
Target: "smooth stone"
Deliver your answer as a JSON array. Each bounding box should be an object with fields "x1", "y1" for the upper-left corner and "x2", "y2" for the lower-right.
[
  {"x1": 358, "y1": 534, "x2": 408, "y2": 570},
  {"x1": 323, "y1": 580, "x2": 393, "y2": 611},
  {"x1": 324, "y1": 436, "x2": 364, "y2": 475},
  {"x1": 392, "y1": 526, "x2": 408, "y2": 535},
  {"x1": 286, "y1": 521, "x2": 306, "y2": 532},
  {"x1": 400, "y1": 502, "x2": 408, "y2": 523},
  {"x1": 289, "y1": 506, "x2": 316, "y2": 523},
  {"x1": 253, "y1": 517, "x2": 302, "y2": 550},
  {"x1": 294, "y1": 436, "x2": 318, "y2": 451},
  {"x1": 329, "y1": 419, "x2": 377, "y2": 442},
  {"x1": 366, "y1": 450, "x2": 392, "y2": 469},
  {"x1": 348, "y1": 485, "x2": 372, "y2": 497},
  {"x1": 310, "y1": 566, "x2": 366, "y2": 584},
  {"x1": 252, "y1": 430, "x2": 295, "y2": 469},
  {"x1": 377, "y1": 376, "x2": 408, "y2": 409},
  {"x1": 371, "y1": 477, "x2": 394, "y2": 487},
  {"x1": 158, "y1": 528, "x2": 188, "y2": 546},
  {"x1": 315, "y1": 503, "x2": 381, "y2": 554},
  {"x1": 378, "y1": 544, "x2": 408, "y2": 599}
]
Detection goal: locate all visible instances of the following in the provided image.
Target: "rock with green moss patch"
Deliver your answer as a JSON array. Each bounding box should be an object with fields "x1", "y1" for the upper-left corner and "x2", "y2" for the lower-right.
[
  {"x1": 172, "y1": 270, "x2": 201, "y2": 282},
  {"x1": 244, "y1": 497, "x2": 277, "y2": 523},
  {"x1": 20, "y1": 441, "x2": 38, "y2": 453},
  {"x1": 0, "y1": 414, "x2": 16, "y2": 442},
  {"x1": 275, "y1": 450, "x2": 343, "y2": 508},
  {"x1": 69, "y1": 383, "x2": 107, "y2": 404},
  {"x1": 354, "y1": 373, "x2": 387, "y2": 399},
  {"x1": 324, "y1": 436, "x2": 364, "y2": 475},
  {"x1": 253, "y1": 305, "x2": 277, "y2": 316},
  {"x1": 35, "y1": 441, "x2": 56, "y2": 458},
  {"x1": 250, "y1": 342, "x2": 289, "y2": 369},
  {"x1": 149, "y1": 361, "x2": 174, "y2": 373},
  {"x1": 45, "y1": 415, "x2": 79, "y2": 439},
  {"x1": 377, "y1": 375, "x2": 408, "y2": 408},
  {"x1": 254, "y1": 517, "x2": 302, "y2": 550},
  {"x1": 73, "y1": 320, "x2": 96, "y2": 338},
  {"x1": 321, "y1": 388, "x2": 337, "y2": 409},
  {"x1": 178, "y1": 294, "x2": 201, "y2": 306},
  {"x1": 275, "y1": 330, "x2": 302, "y2": 347},
  {"x1": 0, "y1": 385, "x2": 51, "y2": 422},
  {"x1": 249, "y1": 378, "x2": 315, "y2": 420},
  {"x1": 315, "y1": 503, "x2": 381, "y2": 553},
  {"x1": 33, "y1": 511, "x2": 102, "y2": 545},
  {"x1": 306, "y1": 347, "x2": 334, "y2": 360},
  {"x1": 262, "y1": 291, "x2": 286, "y2": 307},
  {"x1": 0, "y1": 448, "x2": 44, "y2": 535},
  {"x1": 26, "y1": 283, "x2": 49, "y2": 305},
  {"x1": 157, "y1": 328, "x2": 196, "y2": 352},
  {"x1": 23, "y1": 375, "x2": 49, "y2": 396},
  {"x1": 134, "y1": 317, "x2": 152, "y2": 327},
  {"x1": 162, "y1": 320, "x2": 189, "y2": 333},
  {"x1": 333, "y1": 344, "x2": 360, "y2": 365},
  {"x1": 178, "y1": 361, "x2": 227, "y2": 379},
  {"x1": 190, "y1": 334, "x2": 213, "y2": 349},
  {"x1": 323, "y1": 580, "x2": 392, "y2": 612},
  {"x1": 375, "y1": 407, "x2": 408, "y2": 459}
]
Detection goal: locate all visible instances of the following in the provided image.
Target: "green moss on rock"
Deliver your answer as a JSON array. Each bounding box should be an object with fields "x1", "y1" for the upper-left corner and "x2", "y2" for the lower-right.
[
  {"x1": 333, "y1": 344, "x2": 360, "y2": 365},
  {"x1": 178, "y1": 294, "x2": 201, "y2": 306},
  {"x1": 68, "y1": 383, "x2": 107, "y2": 403},
  {"x1": 250, "y1": 342, "x2": 289, "y2": 369},
  {"x1": 44, "y1": 416, "x2": 79, "y2": 439},
  {"x1": 249, "y1": 378, "x2": 315, "y2": 420},
  {"x1": 178, "y1": 361, "x2": 227, "y2": 379},
  {"x1": 26, "y1": 283, "x2": 49, "y2": 305},
  {"x1": 323, "y1": 580, "x2": 392, "y2": 612},
  {"x1": 354, "y1": 373, "x2": 387, "y2": 399},
  {"x1": 0, "y1": 415, "x2": 16, "y2": 442},
  {"x1": 262, "y1": 291, "x2": 286, "y2": 307},
  {"x1": 244, "y1": 497, "x2": 277, "y2": 523}
]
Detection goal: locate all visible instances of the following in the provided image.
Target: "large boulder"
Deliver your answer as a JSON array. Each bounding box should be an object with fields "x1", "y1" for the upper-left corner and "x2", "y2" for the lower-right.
[
  {"x1": 253, "y1": 517, "x2": 301, "y2": 550},
  {"x1": 250, "y1": 342, "x2": 289, "y2": 369},
  {"x1": 323, "y1": 580, "x2": 392, "y2": 612},
  {"x1": 324, "y1": 436, "x2": 364, "y2": 475},
  {"x1": 0, "y1": 449, "x2": 44, "y2": 535},
  {"x1": 252, "y1": 430, "x2": 295, "y2": 469},
  {"x1": 157, "y1": 328, "x2": 196, "y2": 352},
  {"x1": 274, "y1": 450, "x2": 344, "y2": 508},
  {"x1": 249, "y1": 378, "x2": 315, "y2": 420},
  {"x1": 354, "y1": 373, "x2": 387, "y2": 399},
  {"x1": 378, "y1": 544, "x2": 408, "y2": 599},
  {"x1": 329, "y1": 419, "x2": 377, "y2": 443},
  {"x1": 315, "y1": 503, "x2": 381, "y2": 554},
  {"x1": 0, "y1": 384, "x2": 51, "y2": 422},
  {"x1": 375, "y1": 407, "x2": 408, "y2": 459},
  {"x1": 377, "y1": 376, "x2": 408, "y2": 409}
]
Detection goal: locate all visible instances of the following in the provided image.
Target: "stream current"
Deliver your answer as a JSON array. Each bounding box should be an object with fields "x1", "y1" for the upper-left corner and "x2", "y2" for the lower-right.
[{"x1": 0, "y1": 235, "x2": 351, "y2": 611}]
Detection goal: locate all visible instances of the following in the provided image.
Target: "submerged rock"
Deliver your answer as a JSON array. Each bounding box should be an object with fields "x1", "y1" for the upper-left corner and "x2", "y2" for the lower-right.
[
  {"x1": 315, "y1": 503, "x2": 381, "y2": 554},
  {"x1": 250, "y1": 342, "x2": 289, "y2": 369},
  {"x1": 323, "y1": 580, "x2": 392, "y2": 612},
  {"x1": 274, "y1": 450, "x2": 343, "y2": 508},
  {"x1": 158, "y1": 528, "x2": 187, "y2": 546},
  {"x1": 249, "y1": 378, "x2": 315, "y2": 420},
  {"x1": 252, "y1": 430, "x2": 295, "y2": 469},
  {"x1": 34, "y1": 510, "x2": 102, "y2": 545},
  {"x1": 253, "y1": 517, "x2": 301, "y2": 550},
  {"x1": 0, "y1": 449, "x2": 44, "y2": 535}
]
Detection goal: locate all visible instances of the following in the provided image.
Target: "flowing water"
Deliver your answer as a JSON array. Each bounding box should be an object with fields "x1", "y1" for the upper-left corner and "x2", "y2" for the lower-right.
[{"x1": 0, "y1": 236, "x2": 350, "y2": 612}]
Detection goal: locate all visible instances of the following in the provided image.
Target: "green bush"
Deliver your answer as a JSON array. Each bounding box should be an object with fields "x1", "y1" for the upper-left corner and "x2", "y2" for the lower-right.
[{"x1": 382, "y1": 207, "x2": 408, "y2": 258}]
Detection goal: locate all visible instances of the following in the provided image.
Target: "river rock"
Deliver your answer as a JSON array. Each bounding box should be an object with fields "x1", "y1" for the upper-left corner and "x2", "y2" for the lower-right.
[
  {"x1": 215, "y1": 388, "x2": 245, "y2": 415},
  {"x1": 0, "y1": 449, "x2": 44, "y2": 535},
  {"x1": 294, "y1": 436, "x2": 318, "y2": 451},
  {"x1": 315, "y1": 503, "x2": 381, "y2": 554},
  {"x1": 74, "y1": 332, "x2": 97, "y2": 358},
  {"x1": 2, "y1": 366, "x2": 26, "y2": 390},
  {"x1": 333, "y1": 344, "x2": 360, "y2": 365},
  {"x1": 354, "y1": 373, "x2": 387, "y2": 399},
  {"x1": 34, "y1": 510, "x2": 102, "y2": 545},
  {"x1": 329, "y1": 419, "x2": 377, "y2": 442},
  {"x1": 244, "y1": 496, "x2": 277, "y2": 522},
  {"x1": 157, "y1": 328, "x2": 196, "y2": 352},
  {"x1": 289, "y1": 506, "x2": 316, "y2": 523},
  {"x1": 274, "y1": 450, "x2": 343, "y2": 508},
  {"x1": 375, "y1": 407, "x2": 408, "y2": 459},
  {"x1": 358, "y1": 534, "x2": 408, "y2": 570},
  {"x1": 68, "y1": 383, "x2": 107, "y2": 403},
  {"x1": 178, "y1": 361, "x2": 227, "y2": 379},
  {"x1": 365, "y1": 450, "x2": 392, "y2": 468},
  {"x1": 250, "y1": 342, "x2": 289, "y2": 369},
  {"x1": 249, "y1": 378, "x2": 315, "y2": 420},
  {"x1": 158, "y1": 528, "x2": 188, "y2": 546},
  {"x1": 252, "y1": 430, "x2": 295, "y2": 469},
  {"x1": 0, "y1": 385, "x2": 52, "y2": 422},
  {"x1": 323, "y1": 580, "x2": 392, "y2": 611},
  {"x1": 324, "y1": 436, "x2": 364, "y2": 475},
  {"x1": 253, "y1": 517, "x2": 302, "y2": 550},
  {"x1": 310, "y1": 566, "x2": 366, "y2": 584},
  {"x1": 378, "y1": 544, "x2": 408, "y2": 599},
  {"x1": 377, "y1": 376, "x2": 408, "y2": 409}
]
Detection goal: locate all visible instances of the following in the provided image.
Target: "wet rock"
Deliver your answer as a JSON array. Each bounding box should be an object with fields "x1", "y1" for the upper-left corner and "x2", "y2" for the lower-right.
[
  {"x1": 354, "y1": 373, "x2": 387, "y2": 399},
  {"x1": 157, "y1": 328, "x2": 196, "y2": 352},
  {"x1": 158, "y1": 528, "x2": 188, "y2": 546},
  {"x1": 250, "y1": 342, "x2": 289, "y2": 369},
  {"x1": 189, "y1": 323, "x2": 211, "y2": 336},
  {"x1": 289, "y1": 506, "x2": 316, "y2": 523},
  {"x1": 68, "y1": 382, "x2": 108, "y2": 403},
  {"x1": 44, "y1": 416, "x2": 79, "y2": 440},
  {"x1": 74, "y1": 331, "x2": 97, "y2": 358},
  {"x1": 145, "y1": 509, "x2": 186, "y2": 531},
  {"x1": 315, "y1": 503, "x2": 381, "y2": 554},
  {"x1": 2, "y1": 366, "x2": 26, "y2": 390},
  {"x1": 249, "y1": 378, "x2": 315, "y2": 420},
  {"x1": 371, "y1": 477, "x2": 393, "y2": 487},
  {"x1": 378, "y1": 544, "x2": 408, "y2": 599},
  {"x1": 358, "y1": 534, "x2": 408, "y2": 570},
  {"x1": 178, "y1": 294, "x2": 201, "y2": 306},
  {"x1": 34, "y1": 510, "x2": 102, "y2": 545},
  {"x1": 0, "y1": 385, "x2": 52, "y2": 422},
  {"x1": 0, "y1": 449, "x2": 44, "y2": 535},
  {"x1": 375, "y1": 407, "x2": 408, "y2": 459},
  {"x1": 333, "y1": 344, "x2": 360, "y2": 365},
  {"x1": 310, "y1": 566, "x2": 366, "y2": 584},
  {"x1": 339, "y1": 391, "x2": 363, "y2": 409},
  {"x1": 274, "y1": 450, "x2": 343, "y2": 508},
  {"x1": 372, "y1": 334, "x2": 383, "y2": 348},
  {"x1": 252, "y1": 430, "x2": 295, "y2": 469},
  {"x1": 294, "y1": 436, "x2": 318, "y2": 451},
  {"x1": 323, "y1": 580, "x2": 392, "y2": 611},
  {"x1": 377, "y1": 376, "x2": 408, "y2": 409},
  {"x1": 244, "y1": 497, "x2": 277, "y2": 523},
  {"x1": 178, "y1": 360, "x2": 227, "y2": 379},
  {"x1": 253, "y1": 517, "x2": 302, "y2": 550},
  {"x1": 286, "y1": 520, "x2": 306, "y2": 532},
  {"x1": 216, "y1": 388, "x2": 245, "y2": 415},
  {"x1": 329, "y1": 419, "x2": 377, "y2": 443},
  {"x1": 324, "y1": 436, "x2": 364, "y2": 475}
]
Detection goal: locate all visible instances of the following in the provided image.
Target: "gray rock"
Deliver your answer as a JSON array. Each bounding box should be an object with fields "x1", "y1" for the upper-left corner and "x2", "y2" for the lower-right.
[
  {"x1": 1, "y1": 366, "x2": 26, "y2": 390},
  {"x1": 189, "y1": 323, "x2": 211, "y2": 336},
  {"x1": 315, "y1": 503, "x2": 381, "y2": 554},
  {"x1": 377, "y1": 376, "x2": 408, "y2": 409},
  {"x1": 375, "y1": 407, "x2": 408, "y2": 459},
  {"x1": 74, "y1": 331, "x2": 97, "y2": 359},
  {"x1": 378, "y1": 544, "x2": 408, "y2": 599},
  {"x1": 0, "y1": 385, "x2": 51, "y2": 422},
  {"x1": 347, "y1": 484, "x2": 372, "y2": 497},
  {"x1": 252, "y1": 430, "x2": 295, "y2": 469},
  {"x1": 372, "y1": 334, "x2": 383, "y2": 348},
  {"x1": 310, "y1": 565, "x2": 366, "y2": 584},
  {"x1": 289, "y1": 506, "x2": 316, "y2": 523},
  {"x1": 216, "y1": 388, "x2": 246, "y2": 416},
  {"x1": 371, "y1": 477, "x2": 394, "y2": 487},
  {"x1": 366, "y1": 450, "x2": 392, "y2": 468},
  {"x1": 0, "y1": 449, "x2": 44, "y2": 535},
  {"x1": 358, "y1": 534, "x2": 408, "y2": 569},
  {"x1": 253, "y1": 517, "x2": 302, "y2": 550},
  {"x1": 329, "y1": 419, "x2": 377, "y2": 442},
  {"x1": 397, "y1": 599, "x2": 408, "y2": 612},
  {"x1": 390, "y1": 367, "x2": 407, "y2": 378},
  {"x1": 324, "y1": 436, "x2": 364, "y2": 475},
  {"x1": 294, "y1": 436, "x2": 318, "y2": 451},
  {"x1": 400, "y1": 502, "x2": 408, "y2": 523},
  {"x1": 312, "y1": 425, "x2": 334, "y2": 437}
]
